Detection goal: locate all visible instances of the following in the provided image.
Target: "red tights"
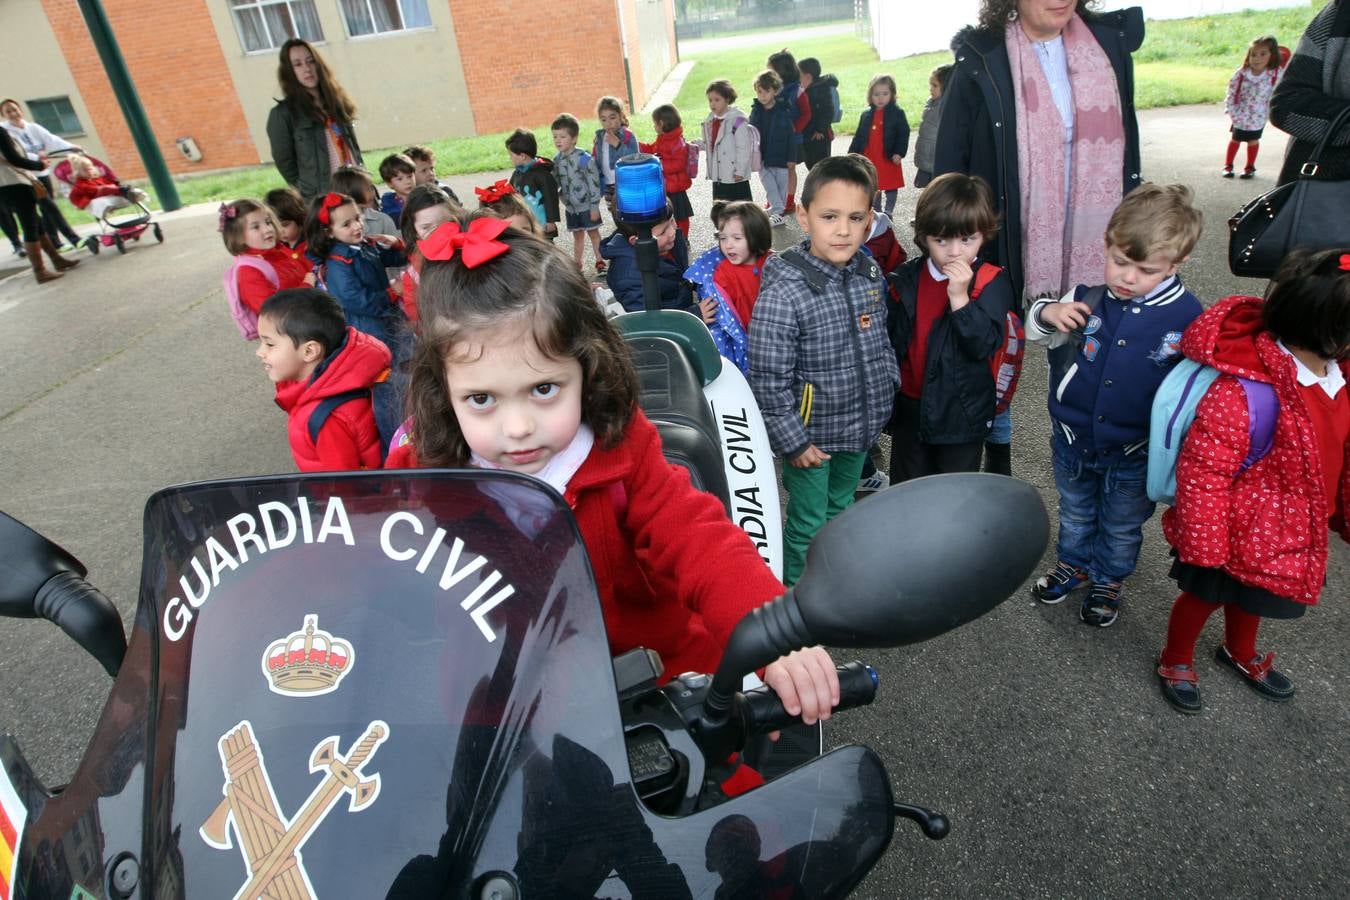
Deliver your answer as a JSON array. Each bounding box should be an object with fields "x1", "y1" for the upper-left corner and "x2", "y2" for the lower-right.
[
  {"x1": 1160, "y1": 591, "x2": 1260, "y2": 667},
  {"x1": 1225, "y1": 140, "x2": 1260, "y2": 171}
]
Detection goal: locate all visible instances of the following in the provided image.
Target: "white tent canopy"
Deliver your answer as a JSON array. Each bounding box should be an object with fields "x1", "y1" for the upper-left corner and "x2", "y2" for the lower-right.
[{"x1": 870, "y1": 0, "x2": 1311, "y2": 61}]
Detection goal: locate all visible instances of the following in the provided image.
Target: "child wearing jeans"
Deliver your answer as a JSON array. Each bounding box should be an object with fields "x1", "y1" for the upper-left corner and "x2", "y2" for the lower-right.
[
  {"x1": 886, "y1": 173, "x2": 1012, "y2": 482},
  {"x1": 551, "y1": 113, "x2": 605, "y2": 273},
  {"x1": 750, "y1": 69, "x2": 793, "y2": 225},
  {"x1": 1155, "y1": 249, "x2": 1350, "y2": 713},
  {"x1": 1025, "y1": 184, "x2": 1204, "y2": 628},
  {"x1": 749, "y1": 155, "x2": 898, "y2": 585}
]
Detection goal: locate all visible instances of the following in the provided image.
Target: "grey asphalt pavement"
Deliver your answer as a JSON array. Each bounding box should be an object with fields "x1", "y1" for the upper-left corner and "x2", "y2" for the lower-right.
[{"x1": 1, "y1": 104, "x2": 1346, "y2": 896}]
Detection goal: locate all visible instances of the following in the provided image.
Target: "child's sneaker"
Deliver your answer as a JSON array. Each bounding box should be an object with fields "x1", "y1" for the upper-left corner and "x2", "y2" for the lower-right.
[
  {"x1": 857, "y1": 470, "x2": 888, "y2": 493},
  {"x1": 1079, "y1": 581, "x2": 1122, "y2": 627},
  {"x1": 769, "y1": 213, "x2": 786, "y2": 227},
  {"x1": 1239, "y1": 167, "x2": 1256, "y2": 179},
  {"x1": 1222, "y1": 166, "x2": 1235, "y2": 178},
  {"x1": 1030, "y1": 561, "x2": 1087, "y2": 604}
]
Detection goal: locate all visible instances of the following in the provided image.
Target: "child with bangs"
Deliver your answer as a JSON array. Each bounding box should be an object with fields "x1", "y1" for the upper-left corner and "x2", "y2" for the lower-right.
[
  {"x1": 886, "y1": 173, "x2": 1012, "y2": 483},
  {"x1": 686, "y1": 200, "x2": 774, "y2": 373},
  {"x1": 384, "y1": 215, "x2": 841, "y2": 725}
]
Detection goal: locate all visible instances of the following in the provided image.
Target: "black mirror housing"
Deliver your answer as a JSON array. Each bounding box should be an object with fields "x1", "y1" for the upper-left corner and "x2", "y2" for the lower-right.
[{"x1": 0, "y1": 512, "x2": 126, "y2": 676}]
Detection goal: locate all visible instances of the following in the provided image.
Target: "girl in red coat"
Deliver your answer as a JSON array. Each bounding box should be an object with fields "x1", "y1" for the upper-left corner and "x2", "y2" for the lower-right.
[
  {"x1": 386, "y1": 214, "x2": 840, "y2": 723},
  {"x1": 1156, "y1": 250, "x2": 1350, "y2": 714},
  {"x1": 639, "y1": 103, "x2": 695, "y2": 238},
  {"x1": 220, "y1": 198, "x2": 312, "y2": 318}
]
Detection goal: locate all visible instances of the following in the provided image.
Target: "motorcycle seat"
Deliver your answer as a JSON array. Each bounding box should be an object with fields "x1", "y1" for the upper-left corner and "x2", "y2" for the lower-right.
[{"x1": 627, "y1": 335, "x2": 731, "y2": 513}]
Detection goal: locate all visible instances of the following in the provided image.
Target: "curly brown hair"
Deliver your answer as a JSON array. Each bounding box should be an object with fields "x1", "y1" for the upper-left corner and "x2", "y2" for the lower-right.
[
  {"x1": 407, "y1": 214, "x2": 638, "y2": 467},
  {"x1": 277, "y1": 38, "x2": 357, "y2": 124},
  {"x1": 977, "y1": 0, "x2": 1096, "y2": 30}
]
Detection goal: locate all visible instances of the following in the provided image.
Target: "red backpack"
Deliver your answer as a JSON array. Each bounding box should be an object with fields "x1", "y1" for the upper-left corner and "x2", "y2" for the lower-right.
[{"x1": 969, "y1": 264, "x2": 1025, "y2": 414}]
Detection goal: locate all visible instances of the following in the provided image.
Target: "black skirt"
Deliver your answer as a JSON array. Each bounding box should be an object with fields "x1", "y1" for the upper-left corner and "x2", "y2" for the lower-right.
[
  {"x1": 1169, "y1": 556, "x2": 1306, "y2": 619},
  {"x1": 712, "y1": 180, "x2": 753, "y2": 201},
  {"x1": 1232, "y1": 126, "x2": 1265, "y2": 142},
  {"x1": 668, "y1": 190, "x2": 694, "y2": 221}
]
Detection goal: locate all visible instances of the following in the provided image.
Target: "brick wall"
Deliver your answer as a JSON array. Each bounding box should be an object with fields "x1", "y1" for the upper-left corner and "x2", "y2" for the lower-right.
[
  {"x1": 41, "y1": 0, "x2": 257, "y2": 179},
  {"x1": 447, "y1": 0, "x2": 640, "y2": 135}
]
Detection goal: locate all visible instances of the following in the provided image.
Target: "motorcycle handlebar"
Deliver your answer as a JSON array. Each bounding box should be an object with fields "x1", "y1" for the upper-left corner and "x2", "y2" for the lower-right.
[{"x1": 737, "y1": 660, "x2": 878, "y2": 736}]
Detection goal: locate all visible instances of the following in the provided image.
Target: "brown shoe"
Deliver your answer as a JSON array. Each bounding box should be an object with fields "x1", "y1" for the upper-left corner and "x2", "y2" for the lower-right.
[
  {"x1": 25, "y1": 241, "x2": 63, "y2": 284},
  {"x1": 41, "y1": 235, "x2": 78, "y2": 271}
]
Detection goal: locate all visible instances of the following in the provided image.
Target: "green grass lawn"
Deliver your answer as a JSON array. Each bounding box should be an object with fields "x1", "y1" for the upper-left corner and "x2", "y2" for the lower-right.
[{"x1": 70, "y1": 0, "x2": 1326, "y2": 224}]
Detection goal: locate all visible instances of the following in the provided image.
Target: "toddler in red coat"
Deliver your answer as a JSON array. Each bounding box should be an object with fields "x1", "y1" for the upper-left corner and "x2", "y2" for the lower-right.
[
  {"x1": 1156, "y1": 250, "x2": 1350, "y2": 714},
  {"x1": 638, "y1": 103, "x2": 694, "y2": 238},
  {"x1": 385, "y1": 213, "x2": 840, "y2": 724},
  {"x1": 257, "y1": 287, "x2": 390, "y2": 472}
]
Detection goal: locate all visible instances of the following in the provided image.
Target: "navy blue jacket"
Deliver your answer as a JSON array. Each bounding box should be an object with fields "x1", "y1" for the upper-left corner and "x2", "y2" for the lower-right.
[
  {"x1": 750, "y1": 98, "x2": 794, "y2": 169},
  {"x1": 321, "y1": 239, "x2": 407, "y2": 347},
  {"x1": 934, "y1": 8, "x2": 1145, "y2": 302},
  {"x1": 886, "y1": 257, "x2": 1011, "y2": 444},
  {"x1": 1027, "y1": 277, "x2": 1202, "y2": 455},
  {"x1": 847, "y1": 102, "x2": 911, "y2": 160},
  {"x1": 599, "y1": 229, "x2": 694, "y2": 313}
]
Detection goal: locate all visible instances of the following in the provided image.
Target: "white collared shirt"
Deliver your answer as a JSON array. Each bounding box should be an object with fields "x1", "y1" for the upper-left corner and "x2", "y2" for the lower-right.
[{"x1": 1277, "y1": 340, "x2": 1346, "y2": 399}]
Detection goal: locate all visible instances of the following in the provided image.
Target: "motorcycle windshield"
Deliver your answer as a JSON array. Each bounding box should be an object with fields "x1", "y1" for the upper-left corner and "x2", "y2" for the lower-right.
[{"x1": 135, "y1": 472, "x2": 891, "y2": 898}]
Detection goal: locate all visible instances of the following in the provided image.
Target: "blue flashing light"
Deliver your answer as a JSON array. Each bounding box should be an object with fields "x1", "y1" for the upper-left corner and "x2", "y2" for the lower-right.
[{"x1": 615, "y1": 154, "x2": 668, "y2": 225}]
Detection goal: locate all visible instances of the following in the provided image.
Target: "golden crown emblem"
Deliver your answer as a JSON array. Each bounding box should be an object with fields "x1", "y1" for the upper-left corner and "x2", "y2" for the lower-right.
[{"x1": 263, "y1": 615, "x2": 354, "y2": 696}]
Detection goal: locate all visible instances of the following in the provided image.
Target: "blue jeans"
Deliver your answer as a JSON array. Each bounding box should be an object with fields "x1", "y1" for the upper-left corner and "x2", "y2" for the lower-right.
[{"x1": 1050, "y1": 429, "x2": 1156, "y2": 584}]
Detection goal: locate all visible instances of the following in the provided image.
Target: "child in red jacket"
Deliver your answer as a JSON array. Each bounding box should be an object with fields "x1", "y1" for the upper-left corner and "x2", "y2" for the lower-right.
[
  {"x1": 220, "y1": 198, "x2": 312, "y2": 320},
  {"x1": 66, "y1": 153, "x2": 148, "y2": 219},
  {"x1": 1156, "y1": 250, "x2": 1350, "y2": 714},
  {"x1": 639, "y1": 104, "x2": 694, "y2": 238},
  {"x1": 386, "y1": 215, "x2": 840, "y2": 721},
  {"x1": 257, "y1": 287, "x2": 391, "y2": 472}
]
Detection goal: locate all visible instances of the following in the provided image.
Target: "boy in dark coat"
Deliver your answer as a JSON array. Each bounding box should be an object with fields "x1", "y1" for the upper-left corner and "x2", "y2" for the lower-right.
[
  {"x1": 505, "y1": 128, "x2": 560, "y2": 240},
  {"x1": 799, "y1": 57, "x2": 839, "y2": 170},
  {"x1": 600, "y1": 202, "x2": 694, "y2": 313}
]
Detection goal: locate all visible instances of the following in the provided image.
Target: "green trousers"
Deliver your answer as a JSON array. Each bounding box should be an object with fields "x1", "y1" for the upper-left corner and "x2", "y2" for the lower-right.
[{"x1": 780, "y1": 450, "x2": 866, "y2": 586}]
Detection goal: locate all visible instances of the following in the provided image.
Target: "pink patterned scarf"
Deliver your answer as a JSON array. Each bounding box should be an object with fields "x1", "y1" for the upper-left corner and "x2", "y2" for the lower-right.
[{"x1": 1008, "y1": 15, "x2": 1125, "y2": 300}]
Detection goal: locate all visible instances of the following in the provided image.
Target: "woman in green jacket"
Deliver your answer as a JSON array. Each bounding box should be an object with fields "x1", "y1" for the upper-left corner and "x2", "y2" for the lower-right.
[{"x1": 266, "y1": 38, "x2": 364, "y2": 201}]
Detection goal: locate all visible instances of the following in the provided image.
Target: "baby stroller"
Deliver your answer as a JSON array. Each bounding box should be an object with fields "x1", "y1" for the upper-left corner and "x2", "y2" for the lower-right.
[{"x1": 50, "y1": 152, "x2": 162, "y2": 255}]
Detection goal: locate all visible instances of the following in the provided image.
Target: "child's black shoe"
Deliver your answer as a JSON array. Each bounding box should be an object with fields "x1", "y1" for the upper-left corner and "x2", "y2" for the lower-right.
[
  {"x1": 1031, "y1": 561, "x2": 1087, "y2": 604},
  {"x1": 1156, "y1": 659, "x2": 1202, "y2": 714},
  {"x1": 1222, "y1": 166, "x2": 1235, "y2": 178},
  {"x1": 1214, "y1": 646, "x2": 1294, "y2": 701},
  {"x1": 1078, "y1": 581, "x2": 1121, "y2": 627},
  {"x1": 1239, "y1": 168, "x2": 1257, "y2": 179}
]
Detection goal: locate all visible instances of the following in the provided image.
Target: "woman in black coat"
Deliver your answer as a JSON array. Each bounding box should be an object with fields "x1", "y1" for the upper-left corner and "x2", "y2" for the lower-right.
[
  {"x1": 1270, "y1": 0, "x2": 1350, "y2": 185},
  {"x1": 931, "y1": 0, "x2": 1143, "y2": 475},
  {"x1": 266, "y1": 39, "x2": 364, "y2": 201}
]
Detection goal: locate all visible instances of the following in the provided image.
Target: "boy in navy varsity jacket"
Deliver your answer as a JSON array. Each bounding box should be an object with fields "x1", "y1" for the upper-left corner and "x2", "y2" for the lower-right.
[
  {"x1": 1025, "y1": 184, "x2": 1204, "y2": 628},
  {"x1": 749, "y1": 156, "x2": 898, "y2": 586}
]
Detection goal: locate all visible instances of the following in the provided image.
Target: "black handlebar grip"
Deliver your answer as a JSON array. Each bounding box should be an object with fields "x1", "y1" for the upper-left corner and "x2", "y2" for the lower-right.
[{"x1": 738, "y1": 660, "x2": 878, "y2": 736}]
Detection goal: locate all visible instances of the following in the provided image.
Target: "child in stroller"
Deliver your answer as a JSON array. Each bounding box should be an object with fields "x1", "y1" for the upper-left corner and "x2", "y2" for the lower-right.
[{"x1": 54, "y1": 153, "x2": 161, "y2": 253}]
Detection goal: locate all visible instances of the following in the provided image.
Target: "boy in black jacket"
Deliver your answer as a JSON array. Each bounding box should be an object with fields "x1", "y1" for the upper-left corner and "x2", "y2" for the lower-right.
[
  {"x1": 505, "y1": 128, "x2": 560, "y2": 240},
  {"x1": 886, "y1": 173, "x2": 1011, "y2": 483},
  {"x1": 798, "y1": 57, "x2": 839, "y2": 170}
]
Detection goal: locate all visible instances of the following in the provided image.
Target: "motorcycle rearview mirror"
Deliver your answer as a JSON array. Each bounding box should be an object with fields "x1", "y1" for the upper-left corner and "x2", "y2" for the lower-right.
[
  {"x1": 698, "y1": 474, "x2": 1048, "y2": 749},
  {"x1": 0, "y1": 511, "x2": 126, "y2": 676}
]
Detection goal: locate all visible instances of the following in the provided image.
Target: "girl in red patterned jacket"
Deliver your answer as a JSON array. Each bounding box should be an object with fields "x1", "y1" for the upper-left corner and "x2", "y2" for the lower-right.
[
  {"x1": 1156, "y1": 250, "x2": 1350, "y2": 714},
  {"x1": 385, "y1": 214, "x2": 840, "y2": 722}
]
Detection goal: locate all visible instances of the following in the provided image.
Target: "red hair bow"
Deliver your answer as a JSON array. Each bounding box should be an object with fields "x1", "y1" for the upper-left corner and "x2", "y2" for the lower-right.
[
  {"x1": 316, "y1": 192, "x2": 345, "y2": 225},
  {"x1": 1340, "y1": 253, "x2": 1350, "y2": 271},
  {"x1": 420, "y1": 218, "x2": 511, "y2": 268},
  {"x1": 474, "y1": 179, "x2": 515, "y2": 204}
]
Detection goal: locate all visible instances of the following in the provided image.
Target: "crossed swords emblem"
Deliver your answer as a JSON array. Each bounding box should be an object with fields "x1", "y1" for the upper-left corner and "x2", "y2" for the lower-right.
[{"x1": 201, "y1": 719, "x2": 390, "y2": 900}]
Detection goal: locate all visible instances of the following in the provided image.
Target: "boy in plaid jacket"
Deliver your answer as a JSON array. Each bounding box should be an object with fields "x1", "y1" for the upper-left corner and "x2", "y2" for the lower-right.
[{"x1": 749, "y1": 155, "x2": 899, "y2": 584}]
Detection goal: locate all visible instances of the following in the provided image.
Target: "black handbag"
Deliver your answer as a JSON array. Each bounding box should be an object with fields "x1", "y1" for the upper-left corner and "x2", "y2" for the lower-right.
[{"x1": 1228, "y1": 105, "x2": 1350, "y2": 279}]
